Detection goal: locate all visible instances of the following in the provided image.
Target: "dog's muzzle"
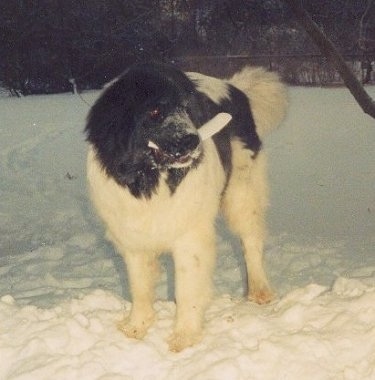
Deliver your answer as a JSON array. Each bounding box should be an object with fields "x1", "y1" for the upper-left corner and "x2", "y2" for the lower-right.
[
  {"x1": 148, "y1": 133, "x2": 201, "y2": 169},
  {"x1": 147, "y1": 113, "x2": 232, "y2": 169}
]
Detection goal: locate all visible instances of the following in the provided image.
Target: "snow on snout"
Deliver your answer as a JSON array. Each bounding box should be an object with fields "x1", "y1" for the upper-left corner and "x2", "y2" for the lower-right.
[{"x1": 147, "y1": 112, "x2": 232, "y2": 149}]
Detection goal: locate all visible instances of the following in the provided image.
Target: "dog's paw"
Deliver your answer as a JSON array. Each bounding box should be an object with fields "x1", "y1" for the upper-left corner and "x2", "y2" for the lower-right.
[
  {"x1": 249, "y1": 286, "x2": 275, "y2": 305},
  {"x1": 168, "y1": 330, "x2": 202, "y2": 352},
  {"x1": 117, "y1": 315, "x2": 154, "y2": 340}
]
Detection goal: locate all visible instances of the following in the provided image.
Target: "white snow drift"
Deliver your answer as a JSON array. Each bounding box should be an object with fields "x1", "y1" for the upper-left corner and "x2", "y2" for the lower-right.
[{"x1": 0, "y1": 86, "x2": 374, "y2": 379}]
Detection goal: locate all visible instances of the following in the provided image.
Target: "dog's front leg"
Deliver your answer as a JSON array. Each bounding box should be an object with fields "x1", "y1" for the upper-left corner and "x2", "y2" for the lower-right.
[
  {"x1": 118, "y1": 251, "x2": 158, "y2": 340},
  {"x1": 169, "y1": 226, "x2": 216, "y2": 352}
]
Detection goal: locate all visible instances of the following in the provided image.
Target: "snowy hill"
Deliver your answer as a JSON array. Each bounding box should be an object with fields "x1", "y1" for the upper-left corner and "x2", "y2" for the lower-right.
[{"x1": 0, "y1": 87, "x2": 374, "y2": 379}]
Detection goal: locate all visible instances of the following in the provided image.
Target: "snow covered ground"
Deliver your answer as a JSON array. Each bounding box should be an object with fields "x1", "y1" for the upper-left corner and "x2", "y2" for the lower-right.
[{"x1": 0, "y1": 86, "x2": 374, "y2": 379}]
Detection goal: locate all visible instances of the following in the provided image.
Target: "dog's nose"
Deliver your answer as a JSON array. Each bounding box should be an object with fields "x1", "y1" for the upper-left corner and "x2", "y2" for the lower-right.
[
  {"x1": 149, "y1": 133, "x2": 201, "y2": 162},
  {"x1": 179, "y1": 133, "x2": 200, "y2": 153},
  {"x1": 167, "y1": 133, "x2": 200, "y2": 158}
]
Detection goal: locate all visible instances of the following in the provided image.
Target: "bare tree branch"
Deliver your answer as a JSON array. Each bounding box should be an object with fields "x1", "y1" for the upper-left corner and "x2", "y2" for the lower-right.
[
  {"x1": 359, "y1": 0, "x2": 374, "y2": 43},
  {"x1": 283, "y1": 0, "x2": 375, "y2": 120}
]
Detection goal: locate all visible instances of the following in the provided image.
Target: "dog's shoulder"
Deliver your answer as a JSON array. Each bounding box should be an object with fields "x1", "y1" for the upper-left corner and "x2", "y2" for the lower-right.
[{"x1": 186, "y1": 70, "x2": 262, "y2": 159}]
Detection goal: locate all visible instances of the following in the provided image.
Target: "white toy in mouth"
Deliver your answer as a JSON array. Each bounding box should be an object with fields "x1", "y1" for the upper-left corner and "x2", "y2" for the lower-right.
[
  {"x1": 147, "y1": 112, "x2": 232, "y2": 151},
  {"x1": 147, "y1": 140, "x2": 160, "y2": 150},
  {"x1": 197, "y1": 112, "x2": 232, "y2": 141}
]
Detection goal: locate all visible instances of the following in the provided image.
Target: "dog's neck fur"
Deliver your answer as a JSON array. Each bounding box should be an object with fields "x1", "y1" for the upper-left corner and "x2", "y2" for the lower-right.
[{"x1": 123, "y1": 164, "x2": 194, "y2": 199}]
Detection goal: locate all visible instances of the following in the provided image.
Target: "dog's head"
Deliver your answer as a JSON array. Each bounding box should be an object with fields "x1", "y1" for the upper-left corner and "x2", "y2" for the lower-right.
[{"x1": 85, "y1": 63, "x2": 209, "y2": 197}]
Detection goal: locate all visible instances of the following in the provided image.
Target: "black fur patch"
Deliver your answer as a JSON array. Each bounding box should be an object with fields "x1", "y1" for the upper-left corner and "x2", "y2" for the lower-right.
[
  {"x1": 85, "y1": 63, "x2": 262, "y2": 199},
  {"x1": 222, "y1": 85, "x2": 262, "y2": 155},
  {"x1": 166, "y1": 168, "x2": 190, "y2": 194}
]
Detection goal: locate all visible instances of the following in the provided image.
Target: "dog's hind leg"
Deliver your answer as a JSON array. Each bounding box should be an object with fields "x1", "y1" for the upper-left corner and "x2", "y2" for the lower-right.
[{"x1": 222, "y1": 142, "x2": 274, "y2": 304}]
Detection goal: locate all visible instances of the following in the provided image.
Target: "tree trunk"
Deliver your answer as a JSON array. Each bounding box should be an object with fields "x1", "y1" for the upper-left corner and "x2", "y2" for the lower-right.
[{"x1": 283, "y1": 0, "x2": 375, "y2": 120}]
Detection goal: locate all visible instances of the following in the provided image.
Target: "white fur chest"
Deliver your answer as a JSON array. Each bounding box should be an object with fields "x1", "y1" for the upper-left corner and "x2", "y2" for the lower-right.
[{"x1": 87, "y1": 140, "x2": 225, "y2": 253}]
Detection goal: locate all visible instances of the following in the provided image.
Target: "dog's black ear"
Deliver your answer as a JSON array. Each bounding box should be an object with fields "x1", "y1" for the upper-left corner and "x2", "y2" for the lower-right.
[
  {"x1": 84, "y1": 71, "x2": 145, "y2": 189},
  {"x1": 85, "y1": 76, "x2": 161, "y2": 198},
  {"x1": 85, "y1": 76, "x2": 136, "y2": 152}
]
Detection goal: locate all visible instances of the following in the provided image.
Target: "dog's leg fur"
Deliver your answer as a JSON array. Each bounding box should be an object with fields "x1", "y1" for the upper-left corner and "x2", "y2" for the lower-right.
[
  {"x1": 169, "y1": 224, "x2": 216, "y2": 352},
  {"x1": 222, "y1": 140, "x2": 274, "y2": 304},
  {"x1": 117, "y1": 248, "x2": 159, "y2": 339}
]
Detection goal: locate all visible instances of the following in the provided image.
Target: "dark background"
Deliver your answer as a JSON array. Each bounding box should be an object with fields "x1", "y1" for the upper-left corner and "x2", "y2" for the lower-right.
[{"x1": 1, "y1": 0, "x2": 374, "y2": 95}]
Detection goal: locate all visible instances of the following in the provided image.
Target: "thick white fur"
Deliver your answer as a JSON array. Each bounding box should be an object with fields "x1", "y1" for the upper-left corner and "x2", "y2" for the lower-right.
[
  {"x1": 87, "y1": 140, "x2": 226, "y2": 351},
  {"x1": 221, "y1": 141, "x2": 273, "y2": 304},
  {"x1": 187, "y1": 72, "x2": 230, "y2": 105},
  {"x1": 87, "y1": 67, "x2": 287, "y2": 351}
]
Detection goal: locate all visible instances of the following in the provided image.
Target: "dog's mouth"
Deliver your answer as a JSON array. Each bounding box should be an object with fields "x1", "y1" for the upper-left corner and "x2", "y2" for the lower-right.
[
  {"x1": 148, "y1": 139, "x2": 201, "y2": 169},
  {"x1": 146, "y1": 113, "x2": 232, "y2": 169}
]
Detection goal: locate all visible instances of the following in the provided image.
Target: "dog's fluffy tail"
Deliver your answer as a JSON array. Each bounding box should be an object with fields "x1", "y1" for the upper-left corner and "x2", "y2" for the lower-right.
[{"x1": 229, "y1": 67, "x2": 288, "y2": 138}]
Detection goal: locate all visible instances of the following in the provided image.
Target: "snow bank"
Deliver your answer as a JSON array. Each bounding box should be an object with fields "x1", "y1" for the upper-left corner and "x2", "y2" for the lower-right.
[
  {"x1": 1, "y1": 87, "x2": 375, "y2": 379},
  {"x1": 1, "y1": 279, "x2": 375, "y2": 380}
]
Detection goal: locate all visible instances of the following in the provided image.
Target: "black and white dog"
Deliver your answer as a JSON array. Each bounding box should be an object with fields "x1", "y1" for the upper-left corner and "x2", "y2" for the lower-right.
[{"x1": 85, "y1": 63, "x2": 287, "y2": 351}]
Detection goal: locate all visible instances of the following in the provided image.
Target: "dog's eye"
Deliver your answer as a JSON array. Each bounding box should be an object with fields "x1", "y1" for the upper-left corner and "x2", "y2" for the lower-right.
[{"x1": 149, "y1": 108, "x2": 161, "y2": 120}]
